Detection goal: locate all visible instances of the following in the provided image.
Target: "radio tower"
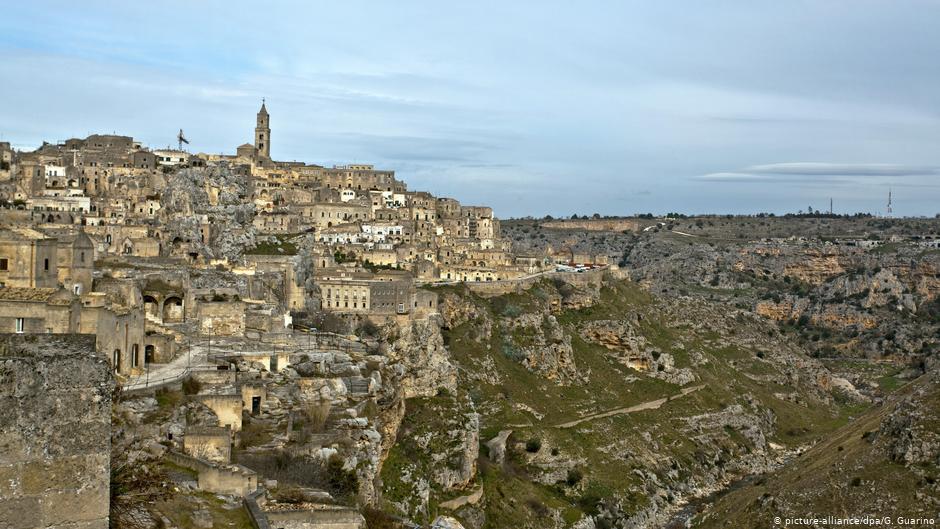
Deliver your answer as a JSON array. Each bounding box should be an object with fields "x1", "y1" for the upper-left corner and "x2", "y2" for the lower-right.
[
  {"x1": 885, "y1": 188, "x2": 893, "y2": 217},
  {"x1": 177, "y1": 129, "x2": 189, "y2": 152}
]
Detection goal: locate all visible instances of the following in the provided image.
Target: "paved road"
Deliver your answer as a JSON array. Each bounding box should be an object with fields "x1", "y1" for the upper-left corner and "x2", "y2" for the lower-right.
[{"x1": 122, "y1": 344, "x2": 211, "y2": 391}]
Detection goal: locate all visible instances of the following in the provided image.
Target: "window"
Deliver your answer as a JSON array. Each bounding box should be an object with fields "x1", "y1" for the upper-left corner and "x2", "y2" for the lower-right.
[
  {"x1": 15, "y1": 318, "x2": 24, "y2": 333},
  {"x1": 0, "y1": 258, "x2": 7, "y2": 271},
  {"x1": 132, "y1": 345, "x2": 139, "y2": 368},
  {"x1": 43, "y1": 259, "x2": 49, "y2": 271}
]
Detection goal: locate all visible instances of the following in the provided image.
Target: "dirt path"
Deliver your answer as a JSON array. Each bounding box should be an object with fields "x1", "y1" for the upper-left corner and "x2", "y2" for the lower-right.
[{"x1": 555, "y1": 384, "x2": 705, "y2": 429}]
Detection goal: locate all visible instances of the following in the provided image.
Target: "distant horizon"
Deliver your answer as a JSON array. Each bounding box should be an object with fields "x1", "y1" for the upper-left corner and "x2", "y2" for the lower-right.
[
  {"x1": 6, "y1": 128, "x2": 928, "y2": 220},
  {"x1": 506, "y1": 212, "x2": 939, "y2": 221}
]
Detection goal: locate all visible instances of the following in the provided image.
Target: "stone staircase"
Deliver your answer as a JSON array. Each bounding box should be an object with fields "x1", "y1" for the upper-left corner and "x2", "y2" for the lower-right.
[{"x1": 343, "y1": 376, "x2": 372, "y2": 397}]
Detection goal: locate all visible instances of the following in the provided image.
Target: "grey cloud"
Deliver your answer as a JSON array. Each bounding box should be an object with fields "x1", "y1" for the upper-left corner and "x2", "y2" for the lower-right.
[
  {"x1": 697, "y1": 163, "x2": 940, "y2": 184},
  {"x1": 745, "y1": 163, "x2": 940, "y2": 177}
]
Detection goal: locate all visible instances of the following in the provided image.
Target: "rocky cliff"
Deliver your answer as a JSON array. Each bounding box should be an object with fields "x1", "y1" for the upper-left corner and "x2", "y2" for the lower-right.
[{"x1": 372, "y1": 275, "x2": 862, "y2": 529}]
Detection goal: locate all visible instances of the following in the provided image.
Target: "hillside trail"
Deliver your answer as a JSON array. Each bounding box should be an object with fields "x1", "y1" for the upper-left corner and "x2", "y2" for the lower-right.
[{"x1": 555, "y1": 384, "x2": 705, "y2": 429}]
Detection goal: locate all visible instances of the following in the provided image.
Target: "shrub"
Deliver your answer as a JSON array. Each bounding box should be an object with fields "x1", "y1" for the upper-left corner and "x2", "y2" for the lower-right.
[
  {"x1": 181, "y1": 376, "x2": 202, "y2": 395},
  {"x1": 274, "y1": 486, "x2": 308, "y2": 504},
  {"x1": 236, "y1": 451, "x2": 358, "y2": 501},
  {"x1": 501, "y1": 341, "x2": 525, "y2": 362},
  {"x1": 525, "y1": 438, "x2": 542, "y2": 453},
  {"x1": 326, "y1": 454, "x2": 358, "y2": 499},
  {"x1": 355, "y1": 320, "x2": 380, "y2": 338},
  {"x1": 363, "y1": 508, "x2": 401, "y2": 529},
  {"x1": 301, "y1": 310, "x2": 348, "y2": 334},
  {"x1": 566, "y1": 468, "x2": 584, "y2": 486},
  {"x1": 238, "y1": 418, "x2": 270, "y2": 450},
  {"x1": 525, "y1": 498, "x2": 550, "y2": 517},
  {"x1": 577, "y1": 481, "x2": 611, "y2": 515},
  {"x1": 292, "y1": 403, "x2": 331, "y2": 444}
]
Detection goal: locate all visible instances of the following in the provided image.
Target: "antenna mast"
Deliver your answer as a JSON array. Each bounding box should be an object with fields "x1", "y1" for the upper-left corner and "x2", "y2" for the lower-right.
[
  {"x1": 177, "y1": 129, "x2": 190, "y2": 151},
  {"x1": 886, "y1": 189, "x2": 893, "y2": 217}
]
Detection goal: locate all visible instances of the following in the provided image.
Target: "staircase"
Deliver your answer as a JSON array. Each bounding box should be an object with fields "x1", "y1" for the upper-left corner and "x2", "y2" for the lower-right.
[{"x1": 344, "y1": 376, "x2": 372, "y2": 397}]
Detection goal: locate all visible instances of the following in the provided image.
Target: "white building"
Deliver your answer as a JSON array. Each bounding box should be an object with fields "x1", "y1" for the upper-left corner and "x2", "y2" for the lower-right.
[{"x1": 153, "y1": 150, "x2": 190, "y2": 166}]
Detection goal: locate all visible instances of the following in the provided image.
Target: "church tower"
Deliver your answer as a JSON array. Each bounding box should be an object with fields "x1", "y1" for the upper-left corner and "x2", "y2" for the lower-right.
[{"x1": 254, "y1": 100, "x2": 271, "y2": 159}]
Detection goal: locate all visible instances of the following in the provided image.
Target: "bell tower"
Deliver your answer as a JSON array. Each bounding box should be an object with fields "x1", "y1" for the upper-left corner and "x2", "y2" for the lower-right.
[{"x1": 254, "y1": 99, "x2": 271, "y2": 159}]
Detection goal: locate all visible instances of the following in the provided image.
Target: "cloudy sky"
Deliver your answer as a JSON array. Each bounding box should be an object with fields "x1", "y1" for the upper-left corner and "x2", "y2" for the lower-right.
[{"x1": 2, "y1": 1, "x2": 939, "y2": 217}]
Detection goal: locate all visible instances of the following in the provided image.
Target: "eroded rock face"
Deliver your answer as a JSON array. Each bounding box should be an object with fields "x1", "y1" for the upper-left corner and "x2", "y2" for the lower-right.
[
  {"x1": 0, "y1": 335, "x2": 113, "y2": 529},
  {"x1": 439, "y1": 290, "x2": 486, "y2": 330},
  {"x1": 380, "y1": 392, "x2": 479, "y2": 520},
  {"x1": 385, "y1": 318, "x2": 458, "y2": 399},
  {"x1": 579, "y1": 318, "x2": 695, "y2": 384},
  {"x1": 878, "y1": 386, "x2": 940, "y2": 466},
  {"x1": 580, "y1": 319, "x2": 649, "y2": 369},
  {"x1": 783, "y1": 251, "x2": 846, "y2": 285},
  {"x1": 684, "y1": 404, "x2": 773, "y2": 453},
  {"x1": 505, "y1": 313, "x2": 581, "y2": 383},
  {"x1": 160, "y1": 167, "x2": 256, "y2": 261},
  {"x1": 432, "y1": 515, "x2": 468, "y2": 529}
]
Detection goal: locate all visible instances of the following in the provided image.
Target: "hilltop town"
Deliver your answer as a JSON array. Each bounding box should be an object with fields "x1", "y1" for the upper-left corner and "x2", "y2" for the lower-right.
[
  {"x1": 0, "y1": 103, "x2": 607, "y2": 529},
  {"x1": 0, "y1": 102, "x2": 577, "y2": 379}
]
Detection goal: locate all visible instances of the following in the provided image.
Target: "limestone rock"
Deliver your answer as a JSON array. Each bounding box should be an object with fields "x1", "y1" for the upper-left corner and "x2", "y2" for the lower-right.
[{"x1": 432, "y1": 515, "x2": 467, "y2": 529}]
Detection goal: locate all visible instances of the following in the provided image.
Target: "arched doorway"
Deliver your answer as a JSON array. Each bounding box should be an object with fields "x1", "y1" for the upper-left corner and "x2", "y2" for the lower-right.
[
  {"x1": 143, "y1": 295, "x2": 159, "y2": 320},
  {"x1": 163, "y1": 296, "x2": 184, "y2": 323},
  {"x1": 145, "y1": 344, "x2": 155, "y2": 364}
]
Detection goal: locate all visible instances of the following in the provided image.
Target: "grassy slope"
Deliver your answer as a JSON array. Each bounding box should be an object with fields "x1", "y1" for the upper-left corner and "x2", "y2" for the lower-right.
[
  {"x1": 383, "y1": 277, "x2": 866, "y2": 528},
  {"x1": 694, "y1": 374, "x2": 940, "y2": 528}
]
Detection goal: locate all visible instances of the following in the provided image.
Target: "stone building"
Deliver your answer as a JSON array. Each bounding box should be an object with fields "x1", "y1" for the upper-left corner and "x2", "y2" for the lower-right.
[
  {"x1": 0, "y1": 287, "x2": 79, "y2": 334},
  {"x1": 0, "y1": 227, "x2": 58, "y2": 288}
]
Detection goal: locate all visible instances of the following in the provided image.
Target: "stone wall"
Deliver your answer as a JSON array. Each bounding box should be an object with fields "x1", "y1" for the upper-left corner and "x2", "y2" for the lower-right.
[
  {"x1": 164, "y1": 450, "x2": 257, "y2": 497},
  {"x1": 464, "y1": 268, "x2": 606, "y2": 298},
  {"x1": 264, "y1": 508, "x2": 365, "y2": 529},
  {"x1": 198, "y1": 301, "x2": 246, "y2": 336},
  {"x1": 197, "y1": 394, "x2": 243, "y2": 431},
  {"x1": 0, "y1": 334, "x2": 112, "y2": 529},
  {"x1": 183, "y1": 426, "x2": 232, "y2": 463}
]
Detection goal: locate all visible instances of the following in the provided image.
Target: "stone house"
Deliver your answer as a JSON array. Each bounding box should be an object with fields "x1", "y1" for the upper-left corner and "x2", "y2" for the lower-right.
[{"x1": 0, "y1": 227, "x2": 58, "y2": 288}]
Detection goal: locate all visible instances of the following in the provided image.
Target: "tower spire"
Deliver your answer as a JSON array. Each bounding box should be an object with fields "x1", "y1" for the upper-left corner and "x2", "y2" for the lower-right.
[{"x1": 255, "y1": 100, "x2": 271, "y2": 158}]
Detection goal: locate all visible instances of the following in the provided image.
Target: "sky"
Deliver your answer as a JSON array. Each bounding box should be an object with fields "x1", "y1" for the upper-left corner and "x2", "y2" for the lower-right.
[{"x1": 2, "y1": 1, "x2": 940, "y2": 218}]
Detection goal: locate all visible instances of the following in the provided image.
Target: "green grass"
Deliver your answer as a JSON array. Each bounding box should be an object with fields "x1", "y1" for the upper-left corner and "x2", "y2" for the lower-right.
[
  {"x1": 152, "y1": 490, "x2": 254, "y2": 529},
  {"x1": 425, "y1": 275, "x2": 879, "y2": 525},
  {"x1": 694, "y1": 375, "x2": 939, "y2": 528},
  {"x1": 244, "y1": 234, "x2": 300, "y2": 255}
]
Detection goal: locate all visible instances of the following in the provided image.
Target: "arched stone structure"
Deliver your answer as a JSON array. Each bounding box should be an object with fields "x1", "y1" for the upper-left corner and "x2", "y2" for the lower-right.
[{"x1": 163, "y1": 296, "x2": 184, "y2": 323}]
